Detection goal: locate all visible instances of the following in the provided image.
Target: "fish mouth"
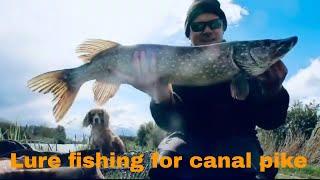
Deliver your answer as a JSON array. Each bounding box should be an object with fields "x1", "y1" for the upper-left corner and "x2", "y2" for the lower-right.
[{"x1": 272, "y1": 36, "x2": 298, "y2": 59}]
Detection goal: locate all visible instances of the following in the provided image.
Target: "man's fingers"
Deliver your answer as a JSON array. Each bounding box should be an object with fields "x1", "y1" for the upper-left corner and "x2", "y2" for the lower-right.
[
  {"x1": 150, "y1": 52, "x2": 157, "y2": 74},
  {"x1": 276, "y1": 61, "x2": 288, "y2": 78},
  {"x1": 271, "y1": 61, "x2": 287, "y2": 81},
  {"x1": 258, "y1": 61, "x2": 287, "y2": 81},
  {"x1": 129, "y1": 50, "x2": 162, "y2": 95},
  {"x1": 133, "y1": 51, "x2": 141, "y2": 74},
  {"x1": 140, "y1": 51, "x2": 149, "y2": 78},
  {"x1": 257, "y1": 69, "x2": 272, "y2": 82}
]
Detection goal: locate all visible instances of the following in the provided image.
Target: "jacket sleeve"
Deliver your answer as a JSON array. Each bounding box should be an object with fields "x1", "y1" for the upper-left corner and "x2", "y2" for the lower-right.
[
  {"x1": 149, "y1": 94, "x2": 184, "y2": 132},
  {"x1": 247, "y1": 80, "x2": 290, "y2": 130}
]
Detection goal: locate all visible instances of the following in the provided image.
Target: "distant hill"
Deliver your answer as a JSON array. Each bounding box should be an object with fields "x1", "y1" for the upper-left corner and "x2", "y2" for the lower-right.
[
  {"x1": 114, "y1": 127, "x2": 136, "y2": 137},
  {"x1": 0, "y1": 117, "x2": 10, "y2": 123}
]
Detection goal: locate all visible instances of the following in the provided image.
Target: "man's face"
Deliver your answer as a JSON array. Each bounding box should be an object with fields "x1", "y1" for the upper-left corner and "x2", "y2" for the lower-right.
[{"x1": 189, "y1": 13, "x2": 224, "y2": 46}]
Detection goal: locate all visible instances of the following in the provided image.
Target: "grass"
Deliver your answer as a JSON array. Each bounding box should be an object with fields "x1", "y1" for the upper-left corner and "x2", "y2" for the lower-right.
[
  {"x1": 279, "y1": 165, "x2": 320, "y2": 179},
  {"x1": 0, "y1": 122, "x2": 28, "y2": 142},
  {"x1": 101, "y1": 151, "x2": 152, "y2": 179},
  {"x1": 1, "y1": 115, "x2": 319, "y2": 179}
]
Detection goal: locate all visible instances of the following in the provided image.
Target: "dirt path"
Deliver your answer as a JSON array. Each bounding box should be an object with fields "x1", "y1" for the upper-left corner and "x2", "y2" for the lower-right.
[
  {"x1": 276, "y1": 173, "x2": 304, "y2": 179},
  {"x1": 277, "y1": 173, "x2": 320, "y2": 179}
]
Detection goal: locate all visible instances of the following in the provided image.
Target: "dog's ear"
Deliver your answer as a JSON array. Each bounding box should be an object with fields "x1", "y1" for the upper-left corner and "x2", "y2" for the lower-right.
[
  {"x1": 83, "y1": 111, "x2": 91, "y2": 127},
  {"x1": 103, "y1": 110, "x2": 110, "y2": 127}
]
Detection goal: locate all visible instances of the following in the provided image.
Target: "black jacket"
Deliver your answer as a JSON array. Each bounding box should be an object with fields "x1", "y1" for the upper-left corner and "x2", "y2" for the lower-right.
[{"x1": 150, "y1": 79, "x2": 289, "y2": 140}]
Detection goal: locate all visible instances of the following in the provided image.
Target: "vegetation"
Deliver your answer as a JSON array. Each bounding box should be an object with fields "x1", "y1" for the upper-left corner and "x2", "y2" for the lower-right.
[
  {"x1": 258, "y1": 100, "x2": 320, "y2": 177},
  {"x1": 136, "y1": 121, "x2": 167, "y2": 150},
  {"x1": 1, "y1": 100, "x2": 319, "y2": 178},
  {"x1": 0, "y1": 121, "x2": 67, "y2": 144},
  {"x1": 279, "y1": 165, "x2": 320, "y2": 179}
]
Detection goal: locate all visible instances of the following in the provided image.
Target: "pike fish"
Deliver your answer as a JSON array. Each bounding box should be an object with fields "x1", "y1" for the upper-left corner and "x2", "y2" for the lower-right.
[{"x1": 27, "y1": 36, "x2": 298, "y2": 121}]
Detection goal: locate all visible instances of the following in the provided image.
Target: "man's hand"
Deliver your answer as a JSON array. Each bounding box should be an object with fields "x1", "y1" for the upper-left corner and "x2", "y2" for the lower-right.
[
  {"x1": 256, "y1": 60, "x2": 288, "y2": 96},
  {"x1": 123, "y1": 50, "x2": 172, "y2": 103}
]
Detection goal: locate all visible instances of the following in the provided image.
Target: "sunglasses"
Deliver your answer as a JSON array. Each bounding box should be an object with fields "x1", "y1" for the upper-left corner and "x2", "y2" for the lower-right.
[{"x1": 190, "y1": 19, "x2": 223, "y2": 32}]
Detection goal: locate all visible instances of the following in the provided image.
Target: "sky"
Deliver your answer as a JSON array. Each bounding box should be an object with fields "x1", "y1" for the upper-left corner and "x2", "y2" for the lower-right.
[{"x1": 0, "y1": 0, "x2": 319, "y2": 138}]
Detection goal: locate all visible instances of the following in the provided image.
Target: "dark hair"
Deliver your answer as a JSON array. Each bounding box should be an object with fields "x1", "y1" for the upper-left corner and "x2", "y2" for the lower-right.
[{"x1": 185, "y1": 0, "x2": 227, "y2": 38}]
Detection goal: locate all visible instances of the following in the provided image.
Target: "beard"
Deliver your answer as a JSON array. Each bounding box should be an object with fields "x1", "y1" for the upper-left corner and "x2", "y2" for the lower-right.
[{"x1": 198, "y1": 32, "x2": 222, "y2": 45}]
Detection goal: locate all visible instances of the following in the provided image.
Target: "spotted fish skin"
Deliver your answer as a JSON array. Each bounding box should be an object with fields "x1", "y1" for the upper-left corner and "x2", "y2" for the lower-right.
[
  {"x1": 27, "y1": 36, "x2": 298, "y2": 121},
  {"x1": 112, "y1": 44, "x2": 239, "y2": 86}
]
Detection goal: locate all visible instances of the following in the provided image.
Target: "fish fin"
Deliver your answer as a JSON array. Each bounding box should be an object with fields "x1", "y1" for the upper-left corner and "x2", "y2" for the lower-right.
[
  {"x1": 93, "y1": 80, "x2": 120, "y2": 106},
  {"x1": 76, "y1": 39, "x2": 120, "y2": 63},
  {"x1": 230, "y1": 74, "x2": 249, "y2": 100},
  {"x1": 168, "y1": 83, "x2": 175, "y2": 104},
  {"x1": 27, "y1": 70, "x2": 80, "y2": 122},
  {"x1": 168, "y1": 83, "x2": 183, "y2": 104}
]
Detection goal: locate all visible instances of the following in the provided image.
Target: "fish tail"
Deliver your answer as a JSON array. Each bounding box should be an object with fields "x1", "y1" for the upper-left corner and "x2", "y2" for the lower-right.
[{"x1": 27, "y1": 69, "x2": 80, "y2": 122}]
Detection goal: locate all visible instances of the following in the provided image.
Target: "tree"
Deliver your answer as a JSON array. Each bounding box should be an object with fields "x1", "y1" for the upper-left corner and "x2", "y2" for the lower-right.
[
  {"x1": 55, "y1": 125, "x2": 67, "y2": 144},
  {"x1": 137, "y1": 122, "x2": 167, "y2": 149},
  {"x1": 258, "y1": 100, "x2": 320, "y2": 154},
  {"x1": 137, "y1": 124, "x2": 148, "y2": 146},
  {"x1": 286, "y1": 101, "x2": 319, "y2": 139}
]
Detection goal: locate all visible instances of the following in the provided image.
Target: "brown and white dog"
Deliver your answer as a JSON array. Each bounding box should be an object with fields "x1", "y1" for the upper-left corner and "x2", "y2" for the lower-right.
[{"x1": 83, "y1": 109, "x2": 125, "y2": 155}]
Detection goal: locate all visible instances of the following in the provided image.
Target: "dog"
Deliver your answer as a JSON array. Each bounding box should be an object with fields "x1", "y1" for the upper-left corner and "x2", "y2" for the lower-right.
[{"x1": 83, "y1": 109, "x2": 125, "y2": 155}]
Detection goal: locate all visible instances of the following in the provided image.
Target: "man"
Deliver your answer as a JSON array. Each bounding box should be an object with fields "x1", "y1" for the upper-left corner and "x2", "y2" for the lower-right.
[{"x1": 131, "y1": 0, "x2": 289, "y2": 178}]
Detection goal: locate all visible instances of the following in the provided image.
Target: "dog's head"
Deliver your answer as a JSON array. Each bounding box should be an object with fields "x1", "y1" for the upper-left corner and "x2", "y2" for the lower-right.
[{"x1": 83, "y1": 109, "x2": 109, "y2": 128}]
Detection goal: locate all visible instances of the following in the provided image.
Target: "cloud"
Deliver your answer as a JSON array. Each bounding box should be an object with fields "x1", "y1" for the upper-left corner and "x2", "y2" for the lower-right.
[
  {"x1": 0, "y1": 83, "x2": 153, "y2": 137},
  {"x1": 220, "y1": 0, "x2": 249, "y2": 26},
  {"x1": 0, "y1": 0, "x2": 249, "y2": 73},
  {"x1": 284, "y1": 57, "x2": 320, "y2": 104},
  {"x1": 0, "y1": 0, "x2": 249, "y2": 137},
  {"x1": 151, "y1": 0, "x2": 249, "y2": 45}
]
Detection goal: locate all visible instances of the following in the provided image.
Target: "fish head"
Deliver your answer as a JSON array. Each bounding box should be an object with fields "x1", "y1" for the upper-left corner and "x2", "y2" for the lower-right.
[
  {"x1": 250, "y1": 36, "x2": 297, "y2": 64},
  {"x1": 249, "y1": 36, "x2": 297, "y2": 73},
  {"x1": 234, "y1": 36, "x2": 298, "y2": 76}
]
